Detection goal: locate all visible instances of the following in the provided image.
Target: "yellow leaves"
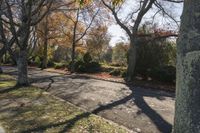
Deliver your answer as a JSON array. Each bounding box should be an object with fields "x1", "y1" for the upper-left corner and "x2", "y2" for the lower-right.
[
  {"x1": 76, "y1": 46, "x2": 87, "y2": 55},
  {"x1": 77, "y1": 0, "x2": 91, "y2": 5},
  {"x1": 78, "y1": 0, "x2": 123, "y2": 6},
  {"x1": 112, "y1": 0, "x2": 124, "y2": 6}
]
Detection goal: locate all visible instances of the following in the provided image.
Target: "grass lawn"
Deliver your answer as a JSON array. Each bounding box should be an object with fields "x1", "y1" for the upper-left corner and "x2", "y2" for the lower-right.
[
  {"x1": 0, "y1": 74, "x2": 15, "y2": 81},
  {"x1": 0, "y1": 74, "x2": 130, "y2": 133}
]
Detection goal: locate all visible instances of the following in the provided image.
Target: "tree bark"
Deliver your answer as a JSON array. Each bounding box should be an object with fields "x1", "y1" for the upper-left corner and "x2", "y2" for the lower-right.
[
  {"x1": 42, "y1": 36, "x2": 48, "y2": 69},
  {"x1": 70, "y1": 9, "x2": 79, "y2": 73},
  {"x1": 71, "y1": 41, "x2": 76, "y2": 73},
  {"x1": 17, "y1": 50, "x2": 29, "y2": 86},
  {"x1": 0, "y1": 67, "x2": 2, "y2": 74},
  {"x1": 41, "y1": 16, "x2": 48, "y2": 69},
  {"x1": 0, "y1": 57, "x2": 3, "y2": 74},
  {"x1": 174, "y1": 1, "x2": 200, "y2": 133},
  {"x1": 126, "y1": 39, "x2": 137, "y2": 81},
  {"x1": 42, "y1": 41, "x2": 48, "y2": 69}
]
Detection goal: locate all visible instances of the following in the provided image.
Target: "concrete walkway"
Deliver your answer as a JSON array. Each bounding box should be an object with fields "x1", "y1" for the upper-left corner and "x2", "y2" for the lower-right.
[
  {"x1": 3, "y1": 66, "x2": 175, "y2": 133},
  {"x1": 0, "y1": 126, "x2": 5, "y2": 133}
]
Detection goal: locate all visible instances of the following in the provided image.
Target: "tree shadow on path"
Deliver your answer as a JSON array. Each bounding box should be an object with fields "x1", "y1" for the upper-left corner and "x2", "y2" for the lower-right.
[{"x1": 22, "y1": 78, "x2": 173, "y2": 133}]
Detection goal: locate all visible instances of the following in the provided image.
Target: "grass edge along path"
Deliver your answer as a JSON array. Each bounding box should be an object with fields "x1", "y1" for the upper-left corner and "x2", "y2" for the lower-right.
[{"x1": 0, "y1": 74, "x2": 133, "y2": 133}]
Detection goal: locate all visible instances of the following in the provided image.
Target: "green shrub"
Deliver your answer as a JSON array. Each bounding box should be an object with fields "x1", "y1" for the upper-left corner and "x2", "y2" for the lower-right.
[
  {"x1": 54, "y1": 62, "x2": 66, "y2": 69},
  {"x1": 68, "y1": 53, "x2": 101, "y2": 73},
  {"x1": 75, "y1": 60, "x2": 86, "y2": 72},
  {"x1": 109, "y1": 69, "x2": 121, "y2": 76},
  {"x1": 109, "y1": 69, "x2": 127, "y2": 77},
  {"x1": 75, "y1": 61, "x2": 101, "y2": 73},
  {"x1": 110, "y1": 63, "x2": 123, "y2": 67},
  {"x1": 149, "y1": 65, "x2": 176, "y2": 83},
  {"x1": 47, "y1": 60, "x2": 54, "y2": 67},
  {"x1": 135, "y1": 40, "x2": 176, "y2": 77},
  {"x1": 88, "y1": 61, "x2": 101, "y2": 72},
  {"x1": 83, "y1": 52, "x2": 92, "y2": 63},
  {"x1": 34, "y1": 56, "x2": 41, "y2": 67},
  {"x1": 121, "y1": 70, "x2": 127, "y2": 78}
]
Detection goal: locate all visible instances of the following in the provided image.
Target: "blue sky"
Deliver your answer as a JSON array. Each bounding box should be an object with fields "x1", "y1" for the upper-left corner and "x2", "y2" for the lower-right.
[{"x1": 107, "y1": 1, "x2": 183, "y2": 46}]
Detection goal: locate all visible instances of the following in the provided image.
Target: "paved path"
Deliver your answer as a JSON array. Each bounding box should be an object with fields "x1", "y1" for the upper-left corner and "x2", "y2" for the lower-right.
[
  {"x1": 0, "y1": 126, "x2": 5, "y2": 133},
  {"x1": 2, "y1": 66, "x2": 175, "y2": 133}
]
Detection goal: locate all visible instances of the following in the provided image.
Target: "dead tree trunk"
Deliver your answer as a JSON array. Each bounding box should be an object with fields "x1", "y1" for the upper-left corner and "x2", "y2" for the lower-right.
[{"x1": 174, "y1": 1, "x2": 200, "y2": 133}]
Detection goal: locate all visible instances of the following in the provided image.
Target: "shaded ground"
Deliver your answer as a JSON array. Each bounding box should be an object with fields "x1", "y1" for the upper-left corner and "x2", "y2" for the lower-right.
[
  {"x1": 2, "y1": 66, "x2": 175, "y2": 133},
  {"x1": 0, "y1": 76, "x2": 131, "y2": 133}
]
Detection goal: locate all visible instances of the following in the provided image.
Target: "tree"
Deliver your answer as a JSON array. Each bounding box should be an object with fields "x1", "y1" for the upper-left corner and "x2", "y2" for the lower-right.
[
  {"x1": 112, "y1": 42, "x2": 128, "y2": 66},
  {"x1": 174, "y1": 1, "x2": 200, "y2": 132},
  {"x1": 64, "y1": 5, "x2": 100, "y2": 72},
  {"x1": 0, "y1": 0, "x2": 53, "y2": 86},
  {"x1": 36, "y1": 1, "x2": 75, "y2": 69},
  {"x1": 101, "y1": 0, "x2": 179, "y2": 81},
  {"x1": 86, "y1": 25, "x2": 110, "y2": 62}
]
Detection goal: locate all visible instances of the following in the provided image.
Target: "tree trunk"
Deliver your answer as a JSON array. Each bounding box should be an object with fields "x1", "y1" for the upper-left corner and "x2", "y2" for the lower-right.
[
  {"x1": 3, "y1": 52, "x2": 7, "y2": 64},
  {"x1": 71, "y1": 41, "x2": 76, "y2": 73},
  {"x1": 0, "y1": 57, "x2": 3, "y2": 74},
  {"x1": 17, "y1": 50, "x2": 29, "y2": 86},
  {"x1": 0, "y1": 48, "x2": 5, "y2": 74},
  {"x1": 127, "y1": 39, "x2": 137, "y2": 81},
  {"x1": 174, "y1": 1, "x2": 200, "y2": 133},
  {"x1": 42, "y1": 38, "x2": 48, "y2": 69},
  {"x1": 41, "y1": 16, "x2": 48, "y2": 69},
  {"x1": 0, "y1": 67, "x2": 2, "y2": 74}
]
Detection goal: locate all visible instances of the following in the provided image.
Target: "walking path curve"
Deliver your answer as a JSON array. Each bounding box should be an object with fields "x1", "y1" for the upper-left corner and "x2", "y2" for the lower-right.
[{"x1": 2, "y1": 66, "x2": 175, "y2": 133}]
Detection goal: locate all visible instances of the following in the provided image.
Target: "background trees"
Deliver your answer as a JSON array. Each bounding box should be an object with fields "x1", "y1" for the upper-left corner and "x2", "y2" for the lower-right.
[
  {"x1": 0, "y1": 0, "x2": 55, "y2": 85},
  {"x1": 2, "y1": 0, "x2": 200, "y2": 132},
  {"x1": 0, "y1": 0, "x2": 181, "y2": 84},
  {"x1": 112, "y1": 42, "x2": 128, "y2": 66},
  {"x1": 101, "y1": 0, "x2": 179, "y2": 81},
  {"x1": 86, "y1": 25, "x2": 110, "y2": 62}
]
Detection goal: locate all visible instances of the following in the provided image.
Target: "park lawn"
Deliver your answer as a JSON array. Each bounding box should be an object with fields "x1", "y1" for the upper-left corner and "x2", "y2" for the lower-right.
[
  {"x1": 0, "y1": 75, "x2": 130, "y2": 133},
  {"x1": 0, "y1": 74, "x2": 15, "y2": 81}
]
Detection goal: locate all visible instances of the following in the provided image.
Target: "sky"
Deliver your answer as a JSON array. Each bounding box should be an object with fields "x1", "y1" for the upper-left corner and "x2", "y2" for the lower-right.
[{"x1": 107, "y1": 1, "x2": 183, "y2": 47}]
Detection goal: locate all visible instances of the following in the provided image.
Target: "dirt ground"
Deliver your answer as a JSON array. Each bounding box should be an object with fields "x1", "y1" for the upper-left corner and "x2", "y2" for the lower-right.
[{"x1": 2, "y1": 66, "x2": 175, "y2": 133}]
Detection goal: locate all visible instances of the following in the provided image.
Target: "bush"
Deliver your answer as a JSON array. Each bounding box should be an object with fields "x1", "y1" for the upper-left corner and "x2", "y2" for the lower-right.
[
  {"x1": 54, "y1": 62, "x2": 67, "y2": 69},
  {"x1": 69, "y1": 53, "x2": 101, "y2": 73},
  {"x1": 34, "y1": 56, "x2": 41, "y2": 67},
  {"x1": 121, "y1": 70, "x2": 127, "y2": 78},
  {"x1": 47, "y1": 60, "x2": 54, "y2": 67},
  {"x1": 110, "y1": 63, "x2": 123, "y2": 67},
  {"x1": 74, "y1": 60, "x2": 86, "y2": 72},
  {"x1": 109, "y1": 69, "x2": 121, "y2": 76},
  {"x1": 75, "y1": 61, "x2": 101, "y2": 73},
  {"x1": 88, "y1": 61, "x2": 101, "y2": 72},
  {"x1": 109, "y1": 68, "x2": 127, "y2": 77},
  {"x1": 83, "y1": 52, "x2": 92, "y2": 63},
  {"x1": 149, "y1": 65, "x2": 176, "y2": 83},
  {"x1": 135, "y1": 40, "x2": 176, "y2": 77}
]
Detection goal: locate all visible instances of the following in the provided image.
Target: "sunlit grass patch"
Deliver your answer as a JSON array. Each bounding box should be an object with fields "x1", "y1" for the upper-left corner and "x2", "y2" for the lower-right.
[
  {"x1": 0, "y1": 76, "x2": 130, "y2": 133},
  {"x1": 0, "y1": 74, "x2": 15, "y2": 81},
  {"x1": 0, "y1": 81, "x2": 16, "y2": 89}
]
